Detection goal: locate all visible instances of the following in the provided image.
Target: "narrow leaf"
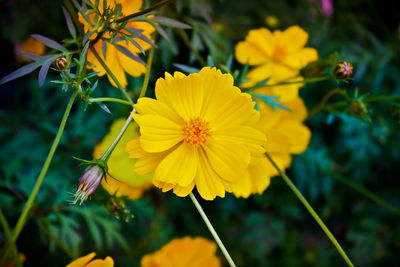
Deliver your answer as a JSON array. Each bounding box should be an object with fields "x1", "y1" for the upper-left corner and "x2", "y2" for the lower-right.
[
  {"x1": 126, "y1": 37, "x2": 145, "y2": 54},
  {"x1": 96, "y1": 102, "x2": 112, "y2": 114},
  {"x1": 0, "y1": 61, "x2": 42, "y2": 85},
  {"x1": 62, "y1": 7, "x2": 77, "y2": 38},
  {"x1": 80, "y1": 41, "x2": 90, "y2": 67},
  {"x1": 22, "y1": 53, "x2": 55, "y2": 61},
  {"x1": 253, "y1": 94, "x2": 292, "y2": 112},
  {"x1": 173, "y1": 63, "x2": 200, "y2": 74},
  {"x1": 38, "y1": 60, "x2": 52, "y2": 87},
  {"x1": 102, "y1": 40, "x2": 107, "y2": 59},
  {"x1": 150, "y1": 16, "x2": 191, "y2": 29},
  {"x1": 31, "y1": 34, "x2": 67, "y2": 52},
  {"x1": 82, "y1": 32, "x2": 94, "y2": 45},
  {"x1": 153, "y1": 24, "x2": 170, "y2": 42},
  {"x1": 113, "y1": 44, "x2": 145, "y2": 65}
]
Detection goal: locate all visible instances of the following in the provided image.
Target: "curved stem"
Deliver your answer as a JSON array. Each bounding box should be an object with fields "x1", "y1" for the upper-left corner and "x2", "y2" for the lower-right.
[
  {"x1": 189, "y1": 193, "x2": 236, "y2": 267},
  {"x1": 100, "y1": 109, "x2": 135, "y2": 161},
  {"x1": 307, "y1": 88, "x2": 350, "y2": 120},
  {"x1": 177, "y1": 28, "x2": 207, "y2": 66},
  {"x1": 6, "y1": 90, "x2": 78, "y2": 257},
  {"x1": 139, "y1": 48, "x2": 154, "y2": 98},
  {"x1": 89, "y1": 46, "x2": 134, "y2": 104},
  {"x1": 88, "y1": 97, "x2": 133, "y2": 106},
  {"x1": 264, "y1": 152, "x2": 354, "y2": 267},
  {"x1": 0, "y1": 210, "x2": 21, "y2": 267}
]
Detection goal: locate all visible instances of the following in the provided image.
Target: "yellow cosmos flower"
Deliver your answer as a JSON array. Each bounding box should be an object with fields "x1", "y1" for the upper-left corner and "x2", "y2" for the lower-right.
[
  {"x1": 235, "y1": 26, "x2": 318, "y2": 101},
  {"x1": 141, "y1": 236, "x2": 221, "y2": 267},
  {"x1": 66, "y1": 252, "x2": 113, "y2": 267},
  {"x1": 233, "y1": 96, "x2": 311, "y2": 198},
  {"x1": 126, "y1": 67, "x2": 266, "y2": 200},
  {"x1": 19, "y1": 37, "x2": 45, "y2": 62},
  {"x1": 93, "y1": 119, "x2": 153, "y2": 200},
  {"x1": 79, "y1": 0, "x2": 154, "y2": 88}
]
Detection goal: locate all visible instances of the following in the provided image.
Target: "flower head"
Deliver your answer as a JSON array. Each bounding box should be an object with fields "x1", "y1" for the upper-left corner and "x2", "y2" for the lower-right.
[
  {"x1": 235, "y1": 26, "x2": 318, "y2": 100},
  {"x1": 73, "y1": 165, "x2": 105, "y2": 205},
  {"x1": 141, "y1": 236, "x2": 221, "y2": 267},
  {"x1": 93, "y1": 119, "x2": 153, "y2": 200},
  {"x1": 79, "y1": 0, "x2": 155, "y2": 88},
  {"x1": 334, "y1": 61, "x2": 353, "y2": 79},
  {"x1": 127, "y1": 67, "x2": 266, "y2": 200},
  {"x1": 66, "y1": 252, "x2": 113, "y2": 267}
]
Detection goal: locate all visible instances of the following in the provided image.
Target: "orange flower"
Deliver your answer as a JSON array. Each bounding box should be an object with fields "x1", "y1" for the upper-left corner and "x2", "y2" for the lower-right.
[
  {"x1": 79, "y1": 0, "x2": 154, "y2": 88},
  {"x1": 141, "y1": 237, "x2": 221, "y2": 267},
  {"x1": 66, "y1": 252, "x2": 113, "y2": 267},
  {"x1": 19, "y1": 37, "x2": 45, "y2": 62}
]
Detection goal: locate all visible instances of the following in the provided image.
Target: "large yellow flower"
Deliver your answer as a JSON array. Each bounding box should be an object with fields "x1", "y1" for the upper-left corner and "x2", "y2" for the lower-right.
[
  {"x1": 141, "y1": 236, "x2": 221, "y2": 267},
  {"x1": 126, "y1": 67, "x2": 266, "y2": 200},
  {"x1": 79, "y1": 0, "x2": 154, "y2": 88},
  {"x1": 235, "y1": 26, "x2": 318, "y2": 101},
  {"x1": 93, "y1": 119, "x2": 153, "y2": 200},
  {"x1": 66, "y1": 252, "x2": 113, "y2": 267},
  {"x1": 233, "y1": 96, "x2": 311, "y2": 198}
]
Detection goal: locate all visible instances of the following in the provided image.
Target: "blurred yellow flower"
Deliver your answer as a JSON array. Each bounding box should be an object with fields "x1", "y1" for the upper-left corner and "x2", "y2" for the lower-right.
[
  {"x1": 66, "y1": 252, "x2": 113, "y2": 267},
  {"x1": 235, "y1": 26, "x2": 318, "y2": 101},
  {"x1": 126, "y1": 67, "x2": 266, "y2": 200},
  {"x1": 233, "y1": 96, "x2": 311, "y2": 198},
  {"x1": 79, "y1": 0, "x2": 154, "y2": 88},
  {"x1": 19, "y1": 37, "x2": 45, "y2": 62},
  {"x1": 93, "y1": 119, "x2": 153, "y2": 200},
  {"x1": 141, "y1": 236, "x2": 221, "y2": 267},
  {"x1": 265, "y1": 15, "x2": 279, "y2": 28}
]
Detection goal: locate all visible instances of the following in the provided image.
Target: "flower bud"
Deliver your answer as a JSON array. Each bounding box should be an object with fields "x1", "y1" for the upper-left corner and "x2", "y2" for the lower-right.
[
  {"x1": 54, "y1": 56, "x2": 68, "y2": 71},
  {"x1": 349, "y1": 99, "x2": 368, "y2": 119},
  {"x1": 73, "y1": 165, "x2": 105, "y2": 205},
  {"x1": 110, "y1": 22, "x2": 119, "y2": 31},
  {"x1": 334, "y1": 61, "x2": 353, "y2": 79}
]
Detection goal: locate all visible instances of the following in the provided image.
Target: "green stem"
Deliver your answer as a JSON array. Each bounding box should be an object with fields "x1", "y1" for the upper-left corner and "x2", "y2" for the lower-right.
[
  {"x1": 189, "y1": 193, "x2": 236, "y2": 267},
  {"x1": 364, "y1": 95, "x2": 400, "y2": 103},
  {"x1": 307, "y1": 88, "x2": 350, "y2": 120},
  {"x1": 89, "y1": 46, "x2": 134, "y2": 104},
  {"x1": 100, "y1": 109, "x2": 135, "y2": 161},
  {"x1": 0, "y1": 210, "x2": 21, "y2": 267},
  {"x1": 331, "y1": 173, "x2": 400, "y2": 215},
  {"x1": 88, "y1": 97, "x2": 133, "y2": 106},
  {"x1": 246, "y1": 75, "x2": 332, "y2": 91},
  {"x1": 264, "y1": 152, "x2": 354, "y2": 267},
  {"x1": 35, "y1": 218, "x2": 75, "y2": 259},
  {"x1": 4, "y1": 90, "x2": 78, "y2": 261},
  {"x1": 138, "y1": 48, "x2": 154, "y2": 98},
  {"x1": 177, "y1": 28, "x2": 207, "y2": 66}
]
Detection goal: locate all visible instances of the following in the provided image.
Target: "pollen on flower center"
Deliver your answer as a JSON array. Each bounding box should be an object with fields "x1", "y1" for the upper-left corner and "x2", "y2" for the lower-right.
[
  {"x1": 273, "y1": 45, "x2": 287, "y2": 61},
  {"x1": 182, "y1": 117, "x2": 210, "y2": 146}
]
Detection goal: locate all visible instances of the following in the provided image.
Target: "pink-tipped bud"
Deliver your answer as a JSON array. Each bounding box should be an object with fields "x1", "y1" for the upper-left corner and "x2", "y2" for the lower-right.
[
  {"x1": 334, "y1": 61, "x2": 353, "y2": 79},
  {"x1": 54, "y1": 56, "x2": 68, "y2": 71},
  {"x1": 73, "y1": 165, "x2": 104, "y2": 205}
]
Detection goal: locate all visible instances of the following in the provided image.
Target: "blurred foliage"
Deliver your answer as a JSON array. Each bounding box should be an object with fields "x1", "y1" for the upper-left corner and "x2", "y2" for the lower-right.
[{"x1": 1, "y1": 0, "x2": 400, "y2": 266}]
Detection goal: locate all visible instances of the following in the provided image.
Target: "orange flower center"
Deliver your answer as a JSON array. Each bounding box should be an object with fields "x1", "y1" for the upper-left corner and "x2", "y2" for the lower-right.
[
  {"x1": 273, "y1": 45, "x2": 287, "y2": 61},
  {"x1": 182, "y1": 117, "x2": 210, "y2": 146}
]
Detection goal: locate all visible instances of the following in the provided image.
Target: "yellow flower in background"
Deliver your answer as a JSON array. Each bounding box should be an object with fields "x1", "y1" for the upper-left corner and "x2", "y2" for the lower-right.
[
  {"x1": 265, "y1": 15, "x2": 279, "y2": 28},
  {"x1": 79, "y1": 0, "x2": 154, "y2": 88},
  {"x1": 126, "y1": 67, "x2": 266, "y2": 200},
  {"x1": 93, "y1": 119, "x2": 153, "y2": 200},
  {"x1": 66, "y1": 252, "x2": 113, "y2": 267},
  {"x1": 235, "y1": 26, "x2": 318, "y2": 101},
  {"x1": 141, "y1": 236, "x2": 221, "y2": 267},
  {"x1": 19, "y1": 37, "x2": 45, "y2": 62},
  {"x1": 233, "y1": 96, "x2": 311, "y2": 198}
]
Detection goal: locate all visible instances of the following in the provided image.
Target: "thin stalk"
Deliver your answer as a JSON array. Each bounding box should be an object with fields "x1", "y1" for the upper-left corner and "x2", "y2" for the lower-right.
[
  {"x1": 0, "y1": 210, "x2": 21, "y2": 267},
  {"x1": 307, "y1": 88, "x2": 350, "y2": 120},
  {"x1": 89, "y1": 46, "x2": 134, "y2": 103},
  {"x1": 177, "y1": 28, "x2": 207, "y2": 66},
  {"x1": 100, "y1": 109, "x2": 135, "y2": 161},
  {"x1": 246, "y1": 75, "x2": 332, "y2": 91},
  {"x1": 331, "y1": 173, "x2": 400, "y2": 215},
  {"x1": 116, "y1": 0, "x2": 175, "y2": 23},
  {"x1": 264, "y1": 152, "x2": 354, "y2": 267},
  {"x1": 139, "y1": 48, "x2": 154, "y2": 98},
  {"x1": 88, "y1": 97, "x2": 133, "y2": 106},
  {"x1": 3, "y1": 90, "x2": 78, "y2": 262},
  {"x1": 364, "y1": 95, "x2": 400, "y2": 103},
  {"x1": 189, "y1": 193, "x2": 236, "y2": 267}
]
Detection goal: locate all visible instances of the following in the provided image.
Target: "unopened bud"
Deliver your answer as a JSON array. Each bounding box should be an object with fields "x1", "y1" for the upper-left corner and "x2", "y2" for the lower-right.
[
  {"x1": 334, "y1": 61, "x2": 353, "y2": 79},
  {"x1": 106, "y1": 195, "x2": 134, "y2": 222},
  {"x1": 110, "y1": 22, "x2": 119, "y2": 31},
  {"x1": 54, "y1": 56, "x2": 68, "y2": 71},
  {"x1": 349, "y1": 99, "x2": 368, "y2": 119},
  {"x1": 73, "y1": 165, "x2": 104, "y2": 205}
]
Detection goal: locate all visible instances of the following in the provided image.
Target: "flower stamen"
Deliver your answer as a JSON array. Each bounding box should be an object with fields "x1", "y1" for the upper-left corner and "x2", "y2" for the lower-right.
[{"x1": 182, "y1": 117, "x2": 210, "y2": 146}]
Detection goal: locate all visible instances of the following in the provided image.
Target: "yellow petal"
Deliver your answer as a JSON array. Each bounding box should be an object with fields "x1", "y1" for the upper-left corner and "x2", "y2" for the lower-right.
[
  {"x1": 66, "y1": 253, "x2": 96, "y2": 267},
  {"x1": 280, "y1": 25, "x2": 309, "y2": 53},
  {"x1": 117, "y1": 47, "x2": 146, "y2": 78},
  {"x1": 204, "y1": 138, "x2": 250, "y2": 182},
  {"x1": 280, "y1": 97, "x2": 308, "y2": 122},
  {"x1": 276, "y1": 121, "x2": 311, "y2": 154},
  {"x1": 134, "y1": 97, "x2": 184, "y2": 125},
  {"x1": 235, "y1": 28, "x2": 273, "y2": 65},
  {"x1": 154, "y1": 144, "x2": 198, "y2": 187},
  {"x1": 264, "y1": 129, "x2": 292, "y2": 154},
  {"x1": 283, "y1": 47, "x2": 318, "y2": 70}
]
